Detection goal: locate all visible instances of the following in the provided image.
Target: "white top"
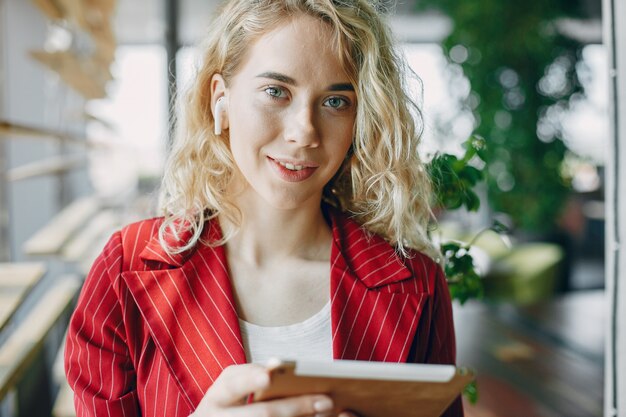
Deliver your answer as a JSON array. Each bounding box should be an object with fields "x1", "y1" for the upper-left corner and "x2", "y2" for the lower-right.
[{"x1": 238, "y1": 301, "x2": 333, "y2": 363}]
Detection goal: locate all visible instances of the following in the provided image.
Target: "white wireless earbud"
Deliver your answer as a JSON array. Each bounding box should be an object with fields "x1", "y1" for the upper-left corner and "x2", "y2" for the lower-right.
[{"x1": 214, "y1": 97, "x2": 227, "y2": 135}]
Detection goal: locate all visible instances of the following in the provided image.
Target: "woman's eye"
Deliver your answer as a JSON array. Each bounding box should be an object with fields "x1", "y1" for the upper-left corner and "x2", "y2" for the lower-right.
[
  {"x1": 264, "y1": 86, "x2": 286, "y2": 99},
  {"x1": 324, "y1": 97, "x2": 349, "y2": 109}
]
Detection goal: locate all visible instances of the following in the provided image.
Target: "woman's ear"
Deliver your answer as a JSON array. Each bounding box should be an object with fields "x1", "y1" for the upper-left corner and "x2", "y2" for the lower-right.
[{"x1": 210, "y1": 74, "x2": 229, "y2": 134}]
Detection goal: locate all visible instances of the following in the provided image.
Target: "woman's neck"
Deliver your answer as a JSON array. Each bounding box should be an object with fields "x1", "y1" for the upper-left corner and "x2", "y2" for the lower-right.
[{"x1": 220, "y1": 191, "x2": 332, "y2": 268}]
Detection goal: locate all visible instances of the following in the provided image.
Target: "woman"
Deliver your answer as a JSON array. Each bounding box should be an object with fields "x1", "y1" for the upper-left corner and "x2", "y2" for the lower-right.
[{"x1": 65, "y1": 1, "x2": 463, "y2": 416}]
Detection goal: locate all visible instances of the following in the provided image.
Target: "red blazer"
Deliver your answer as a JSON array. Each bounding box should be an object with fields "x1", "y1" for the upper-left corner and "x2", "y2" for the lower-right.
[{"x1": 65, "y1": 208, "x2": 463, "y2": 417}]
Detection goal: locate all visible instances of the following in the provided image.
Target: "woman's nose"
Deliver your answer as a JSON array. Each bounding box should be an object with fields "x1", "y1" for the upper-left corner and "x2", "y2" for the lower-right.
[{"x1": 284, "y1": 104, "x2": 320, "y2": 147}]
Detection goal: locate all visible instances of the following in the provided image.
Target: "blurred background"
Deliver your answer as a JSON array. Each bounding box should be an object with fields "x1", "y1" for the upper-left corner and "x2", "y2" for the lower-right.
[{"x1": 0, "y1": 0, "x2": 614, "y2": 416}]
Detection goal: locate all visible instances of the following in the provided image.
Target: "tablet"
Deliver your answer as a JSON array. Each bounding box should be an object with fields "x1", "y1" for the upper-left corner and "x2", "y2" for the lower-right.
[{"x1": 253, "y1": 360, "x2": 473, "y2": 417}]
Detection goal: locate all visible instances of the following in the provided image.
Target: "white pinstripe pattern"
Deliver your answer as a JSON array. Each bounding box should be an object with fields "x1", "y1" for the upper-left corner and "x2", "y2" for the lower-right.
[
  {"x1": 135, "y1": 274, "x2": 206, "y2": 392},
  {"x1": 330, "y1": 266, "x2": 349, "y2": 306},
  {"x1": 368, "y1": 263, "x2": 408, "y2": 287},
  {"x1": 163, "y1": 367, "x2": 170, "y2": 417},
  {"x1": 109, "y1": 321, "x2": 122, "y2": 399},
  {"x1": 142, "y1": 346, "x2": 157, "y2": 415},
  {"x1": 339, "y1": 284, "x2": 369, "y2": 358},
  {"x1": 178, "y1": 265, "x2": 239, "y2": 363},
  {"x1": 66, "y1": 243, "x2": 118, "y2": 377},
  {"x1": 207, "y1": 245, "x2": 240, "y2": 311},
  {"x1": 381, "y1": 295, "x2": 410, "y2": 362},
  {"x1": 78, "y1": 254, "x2": 122, "y2": 411},
  {"x1": 152, "y1": 271, "x2": 214, "y2": 378},
  {"x1": 193, "y1": 250, "x2": 244, "y2": 350},
  {"x1": 127, "y1": 221, "x2": 146, "y2": 269},
  {"x1": 66, "y1": 210, "x2": 461, "y2": 417},
  {"x1": 86, "y1": 286, "x2": 117, "y2": 394},
  {"x1": 397, "y1": 296, "x2": 424, "y2": 361},
  {"x1": 351, "y1": 241, "x2": 390, "y2": 271},
  {"x1": 331, "y1": 272, "x2": 358, "y2": 342},
  {"x1": 154, "y1": 354, "x2": 162, "y2": 414},
  {"x1": 163, "y1": 269, "x2": 226, "y2": 371},
  {"x1": 353, "y1": 291, "x2": 381, "y2": 358},
  {"x1": 367, "y1": 298, "x2": 394, "y2": 361}
]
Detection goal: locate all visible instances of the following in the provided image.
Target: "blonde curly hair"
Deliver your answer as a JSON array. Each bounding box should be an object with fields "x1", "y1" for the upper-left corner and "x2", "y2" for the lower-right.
[{"x1": 159, "y1": 0, "x2": 435, "y2": 258}]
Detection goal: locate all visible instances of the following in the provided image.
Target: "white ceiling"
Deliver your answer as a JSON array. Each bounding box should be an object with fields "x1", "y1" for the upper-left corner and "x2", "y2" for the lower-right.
[
  {"x1": 113, "y1": 0, "x2": 451, "y2": 46},
  {"x1": 114, "y1": 0, "x2": 219, "y2": 45},
  {"x1": 113, "y1": 0, "x2": 601, "y2": 47}
]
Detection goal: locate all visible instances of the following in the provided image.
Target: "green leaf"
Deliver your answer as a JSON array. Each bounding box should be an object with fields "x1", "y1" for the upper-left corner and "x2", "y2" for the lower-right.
[
  {"x1": 459, "y1": 166, "x2": 483, "y2": 184},
  {"x1": 463, "y1": 190, "x2": 481, "y2": 212},
  {"x1": 463, "y1": 380, "x2": 479, "y2": 404},
  {"x1": 427, "y1": 137, "x2": 487, "y2": 213},
  {"x1": 440, "y1": 241, "x2": 484, "y2": 304},
  {"x1": 441, "y1": 242, "x2": 462, "y2": 254},
  {"x1": 491, "y1": 219, "x2": 511, "y2": 234}
]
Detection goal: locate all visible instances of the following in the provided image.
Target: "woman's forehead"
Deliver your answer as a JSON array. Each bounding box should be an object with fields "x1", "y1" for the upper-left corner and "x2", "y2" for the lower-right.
[{"x1": 232, "y1": 15, "x2": 352, "y2": 85}]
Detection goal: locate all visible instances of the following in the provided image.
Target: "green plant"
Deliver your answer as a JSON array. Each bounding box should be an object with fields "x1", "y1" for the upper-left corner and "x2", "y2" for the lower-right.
[
  {"x1": 417, "y1": 0, "x2": 584, "y2": 232},
  {"x1": 428, "y1": 135, "x2": 486, "y2": 212},
  {"x1": 440, "y1": 241, "x2": 483, "y2": 305},
  {"x1": 427, "y1": 137, "x2": 512, "y2": 404},
  {"x1": 427, "y1": 136, "x2": 501, "y2": 305},
  {"x1": 463, "y1": 379, "x2": 479, "y2": 404}
]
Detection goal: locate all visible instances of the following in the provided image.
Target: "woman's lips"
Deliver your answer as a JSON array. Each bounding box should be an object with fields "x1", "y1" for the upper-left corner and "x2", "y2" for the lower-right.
[{"x1": 267, "y1": 157, "x2": 318, "y2": 182}]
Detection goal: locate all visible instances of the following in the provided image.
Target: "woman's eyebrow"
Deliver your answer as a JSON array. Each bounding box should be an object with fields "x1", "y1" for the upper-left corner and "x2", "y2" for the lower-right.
[
  {"x1": 328, "y1": 83, "x2": 354, "y2": 92},
  {"x1": 256, "y1": 71, "x2": 296, "y2": 84},
  {"x1": 256, "y1": 71, "x2": 354, "y2": 91}
]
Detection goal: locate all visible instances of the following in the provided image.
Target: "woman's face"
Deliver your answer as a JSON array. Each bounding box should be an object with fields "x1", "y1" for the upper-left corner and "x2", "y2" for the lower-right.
[{"x1": 217, "y1": 14, "x2": 357, "y2": 210}]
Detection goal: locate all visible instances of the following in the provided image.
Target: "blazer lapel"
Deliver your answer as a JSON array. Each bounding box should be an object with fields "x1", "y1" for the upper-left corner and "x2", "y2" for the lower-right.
[
  {"x1": 329, "y1": 210, "x2": 427, "y2": 363},
  {"x1": 120, "y1": 210, "x2": 429, "y2": 408},
  {"x1": 121, "y1": 220, "x2": 246, "y2": 409}
]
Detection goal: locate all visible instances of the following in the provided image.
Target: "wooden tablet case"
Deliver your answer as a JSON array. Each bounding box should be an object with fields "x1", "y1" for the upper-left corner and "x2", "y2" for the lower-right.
[{"x1": 253, "y1": 361, "x2": 474, "y2": 417}]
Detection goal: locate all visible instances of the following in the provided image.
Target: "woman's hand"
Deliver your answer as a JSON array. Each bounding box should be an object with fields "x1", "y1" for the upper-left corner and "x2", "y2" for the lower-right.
[{"x1": 191, "y1": 363, "x2": 336, "y2": 416}]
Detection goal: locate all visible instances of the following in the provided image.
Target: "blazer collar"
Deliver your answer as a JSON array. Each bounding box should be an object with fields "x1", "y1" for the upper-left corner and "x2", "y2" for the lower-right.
[
  {"x1": 326, "y1": 207, "x2": 413, "y2": 288},
  {"x1": 326, "y1": 208, "x2": 425, "y2": 362},
  {"x1": 138, "y1": 208, "x2": 413, "y2": 288},
  {"x1": 138, "y1": 219, "x2": 207, "y2": 267},
  {"x1": 124, "y1": 209, "x2": 423, "y2": 409},
  {"x1": 123, "y1": 219, "x2": 246, "y2": 409}
]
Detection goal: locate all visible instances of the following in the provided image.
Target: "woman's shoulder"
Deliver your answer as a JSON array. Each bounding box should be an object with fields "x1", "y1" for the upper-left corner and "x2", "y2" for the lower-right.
[
  {"x1": 98, "y1": 216, "x2": 166, "y2": 271},
  {"x1": 332, "y1": 208, "x2": 439, "y2": 261},
  {"x1": 118, "y1": 216, "x2": 164, "y2": 243},
  {"x1": 403, "y1": 247, "x2": 446, "y2": 293},
  {"x1": 113, "y1": 216, "x2": 218, "y2": 270}
]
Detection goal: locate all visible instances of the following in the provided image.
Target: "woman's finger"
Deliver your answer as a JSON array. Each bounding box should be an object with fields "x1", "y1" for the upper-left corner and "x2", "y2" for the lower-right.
[
  {"x1": 203, "y1": 364, "x2": 270, "y2": 406},
  {"x1": 227, "y1": 394, "x2": 334, "y2": 417}
]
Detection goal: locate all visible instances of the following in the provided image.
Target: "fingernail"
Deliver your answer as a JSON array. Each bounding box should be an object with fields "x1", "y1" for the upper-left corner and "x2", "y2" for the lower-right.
[
  {"x1": 266, "y1": 357, "x2": 282, "y2": 368},
  {"x1": 314, "y1": 397, "x2": 334, "y2": 412}
]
